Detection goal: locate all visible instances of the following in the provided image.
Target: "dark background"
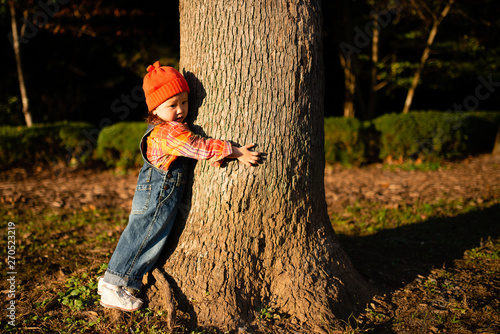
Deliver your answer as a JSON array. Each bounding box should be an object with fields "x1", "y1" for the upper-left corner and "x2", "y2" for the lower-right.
[{"x1": 1, "y1": 0, "x2": 499, "y2": 126}]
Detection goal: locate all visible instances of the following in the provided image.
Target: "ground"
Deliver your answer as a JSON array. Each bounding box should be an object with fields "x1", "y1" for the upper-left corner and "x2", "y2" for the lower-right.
[{"x1": 0, "y1": 154, "x2": 499, "y2": 333}]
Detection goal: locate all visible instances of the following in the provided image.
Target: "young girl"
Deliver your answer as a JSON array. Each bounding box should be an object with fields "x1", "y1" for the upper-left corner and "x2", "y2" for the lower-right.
[{"x1": 98, "y1": 61, "x2": 261, "y2": 311}]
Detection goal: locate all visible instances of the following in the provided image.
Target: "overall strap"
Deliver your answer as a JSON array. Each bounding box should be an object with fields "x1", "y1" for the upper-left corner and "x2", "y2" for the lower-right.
[{"x1": 139, "y1": 124, "x2": 157, "y2": 165}]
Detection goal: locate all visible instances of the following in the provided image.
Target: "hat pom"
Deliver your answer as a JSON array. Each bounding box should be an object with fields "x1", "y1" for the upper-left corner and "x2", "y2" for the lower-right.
[{"x1": 146, "y1": 61, "x2": 161, "y2": 72}]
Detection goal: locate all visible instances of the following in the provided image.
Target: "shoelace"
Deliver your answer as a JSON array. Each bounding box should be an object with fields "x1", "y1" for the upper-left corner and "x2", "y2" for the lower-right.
[{"x1": 119, "y1": 287, "x2": 142, "y2": 302}]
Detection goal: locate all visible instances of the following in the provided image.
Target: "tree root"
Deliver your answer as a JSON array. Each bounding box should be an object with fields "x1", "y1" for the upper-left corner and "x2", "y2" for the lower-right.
[{"x1": 143, "y1": 268, "x2": 176, "y2": 330}]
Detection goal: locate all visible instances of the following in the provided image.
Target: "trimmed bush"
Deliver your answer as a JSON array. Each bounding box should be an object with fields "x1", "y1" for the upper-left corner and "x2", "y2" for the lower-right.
[
  {"x1": 0, "y1": 122, "x2": 96, "y2": 169},
  {"x1": 2, "y1": 111, "x2": 498, "y2": 170},
  {"x1": 96, "y1": 122, "x2": 148, "y2": 169},
  {"x1": 324, "y1": 117, "x2": 367, "y2": 166},
  {"x1": 372, "y1": 111, "x2": 500, "y2": 161}
]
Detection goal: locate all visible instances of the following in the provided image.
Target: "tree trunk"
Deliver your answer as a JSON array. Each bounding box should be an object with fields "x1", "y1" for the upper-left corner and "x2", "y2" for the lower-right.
[
  {"x1": 9, "y1": 0, "x2": 33, "y2": 127},
  {"x1": 493, "y1": 125, "x2": 500, "y2": 156},
  {"x1": 367, "y1": 11, "x2": 380, "y2": 120},
  {"x1": 340, "y1": 53, "x2": 356, "y2": 118},
  {"x1": 339, "y1": 0, "x2": 356, "y2": 118},
  {"x1": 402, "y1": 0, "x2": 454, "y2": 114},
  {"x1": 146, "y1": 1, "x2": 373, "y2": 332}
]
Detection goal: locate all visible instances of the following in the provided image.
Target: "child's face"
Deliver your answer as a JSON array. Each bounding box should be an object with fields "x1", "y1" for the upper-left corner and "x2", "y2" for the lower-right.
[{"x1": 153, "y1": 91, "x2": 189, "y2": 123}]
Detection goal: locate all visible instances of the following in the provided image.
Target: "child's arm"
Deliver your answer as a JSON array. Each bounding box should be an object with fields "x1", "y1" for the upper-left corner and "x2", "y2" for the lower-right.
[
  {"x1": 228, "y1": 143, "x2": 261, "y2": 167},
  {"x1": 150, "y1": 123, "x2": 262, "y2": 167}
]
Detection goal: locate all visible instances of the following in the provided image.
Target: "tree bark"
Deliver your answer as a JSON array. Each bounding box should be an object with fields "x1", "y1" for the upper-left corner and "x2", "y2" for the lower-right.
[
  {"x1": 9, "y1": 0, "x2": 33, "y2": 127},
  {"x1": 367, "y1": 11, "x2": 380, "y2": 120},
  {"x1": 339, "y1": 0, "x2": 356, "y2": 118},
  {"x1": 493, "y1": 125, "x2": 500, "y2": 156},
  {"x1": 340, "y1": 52, "x2": 356, "y2": 118},
  {"x1": 146, "y1": 1, "x2": 373, "y2": 331},
  {"x1": 402, "y1": 0, "x2": 454, "y2": 114}
]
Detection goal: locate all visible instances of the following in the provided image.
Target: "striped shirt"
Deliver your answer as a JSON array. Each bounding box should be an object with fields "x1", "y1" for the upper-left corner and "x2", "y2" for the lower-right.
[{"x1": 146, "y1": 122, "x2": 233, "y2": 171}]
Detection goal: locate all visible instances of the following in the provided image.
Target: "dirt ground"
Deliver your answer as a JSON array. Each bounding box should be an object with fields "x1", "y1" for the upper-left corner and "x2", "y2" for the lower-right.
[
  {"x1": 2, "y1": 155, "x2": 499, "y2": 215},
  {"x1": 1, "y1": 154, "x2": 499, "y2": 333},
  {"x1": 324, "y1": 154, "x2": 500, "y2": 214}
]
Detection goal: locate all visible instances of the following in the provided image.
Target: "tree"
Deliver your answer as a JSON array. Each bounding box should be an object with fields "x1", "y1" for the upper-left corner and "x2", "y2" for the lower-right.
[
  {"x1": 493, "y1": 125, "x2": 500, "y2": 156},
  {"x1": 7, "y1": 0, "x2": 32, "y2": 126},
  {"x1": 367, "y1": 8, "x2": 380, "y2": 120},
  {"x1": 339, "y1": 46, "x2": 357, "y2": 118},
  {"x1": 338, "y1": 0, "x2": 358, "y2": 118},
  {"x1": 144, "y1": 1, "x2": 373, "y2": 332},
  {"x1": 402, "y1": 0, "x2": 455, "y2": 114},
  {"x1": 326, "y1": 0, "x2": 402, "y2": 120},
  {"x1": 365, "y1": 0, "x2": 402, "y2": 119}
]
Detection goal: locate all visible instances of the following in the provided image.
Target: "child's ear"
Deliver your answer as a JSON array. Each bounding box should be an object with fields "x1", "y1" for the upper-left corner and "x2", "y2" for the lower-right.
[{"x1": 152, "y1": 109, "x2": 157, "y2": 116}]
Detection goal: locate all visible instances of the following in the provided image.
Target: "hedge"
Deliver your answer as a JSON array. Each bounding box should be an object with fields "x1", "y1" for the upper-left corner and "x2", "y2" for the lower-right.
[
  {"x1": 0, "y1": 122, "x2": 96, "y2": 169},
  {"x1": 324, "y1": 117, "x2": 368, "y2": 166},
  {"x1": 2, "y1": 111, "x2": 498, "y2": 170},
  {"x1": 372, "y1": 111, "x2": 500, "y2": 161},
  {"x1": 96, "y1": 122, "x2": 148, "y2": 169},
  {"x1": 324, "y1": 111, "x2": 500, "y2": 165}
]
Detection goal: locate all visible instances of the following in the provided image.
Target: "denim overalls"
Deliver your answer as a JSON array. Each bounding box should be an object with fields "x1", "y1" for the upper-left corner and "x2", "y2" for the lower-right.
[{"x1": 103, "y1": 125, "x2": 187, "y2": 290}]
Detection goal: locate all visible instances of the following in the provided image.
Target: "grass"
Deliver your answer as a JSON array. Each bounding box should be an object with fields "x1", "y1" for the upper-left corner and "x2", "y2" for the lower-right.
[
  {"x1": 331, "y1": 191, "x2": 500, "y2": 333},
  {"x1": 0, "y1": 208, "x2": 226, "y2": 334},
  {"x1": 386, "y1": 237, "x2": 500, "y2": 333},
  {"x1": 331, "y1": 197, "x2": 491, "y2": 237},
  {"x1": 383, "y1": 160, "x2": 444, "y2": 172},
  {"x1": 0, "y1": 189, "x2": 499, "y2": 332}
]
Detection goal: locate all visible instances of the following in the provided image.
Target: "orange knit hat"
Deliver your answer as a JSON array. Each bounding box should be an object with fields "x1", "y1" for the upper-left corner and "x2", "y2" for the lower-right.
[{"x1": 143, "y1": 61, "x2": 190, "y2": 111}]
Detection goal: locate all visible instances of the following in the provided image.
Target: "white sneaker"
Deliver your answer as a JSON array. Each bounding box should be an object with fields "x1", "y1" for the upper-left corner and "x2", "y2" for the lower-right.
[
  {"x1": 97, "y1": 276, "x2": 130, "y2": 296},
  {"x1": 99, "y1": 283, "x2": 143, "y2": 312},
  {"x1": 97, "y1": 276, "x2": 104, "y2": 295}
]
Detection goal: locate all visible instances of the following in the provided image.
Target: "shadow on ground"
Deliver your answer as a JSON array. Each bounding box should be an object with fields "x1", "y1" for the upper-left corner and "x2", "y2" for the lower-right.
[{"x1": 339, "y1": 203, "x2": 500, "y2": 294}]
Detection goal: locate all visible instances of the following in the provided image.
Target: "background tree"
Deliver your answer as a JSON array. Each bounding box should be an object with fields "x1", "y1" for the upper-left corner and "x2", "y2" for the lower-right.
[
  {"x1": 1, "y1": 1, "x2": 498, "y2": 124},
  {"x1": 324, "y1": 0, "x2": 403, "y2": 120},
  {"x1": 145, "y1": 0, "x2": 373, "y2": 331},
  {"x1": 401, "y1": 0, "x2": 455, "y2": 114},
  {"x1": 321, "y1": 0, "x2": 500, "y2": 119},
  {"x1": 493, "y1": 125, "x2": 500, "y2": 156},
  {"x1": 365, "y1": 0, "x2": 402, "y2": 119},
  {"x1": 0, "y1": 0, "x2": 180, "y2": 125},
  {"x1": 338, "y1": 0, "x2": 359, "y2": 118},
  {"x1": 325, "y1": 0, "x2": 373, "y2": 119},
  {"x1": 6, "y1": 0, "x2": 32, "y2": 126}
]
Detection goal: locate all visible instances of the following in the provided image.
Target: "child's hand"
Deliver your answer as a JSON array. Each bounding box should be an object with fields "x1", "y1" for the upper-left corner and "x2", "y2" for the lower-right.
[{"x1": 230, "y1": 143, "x2": 261, "y2": 167}]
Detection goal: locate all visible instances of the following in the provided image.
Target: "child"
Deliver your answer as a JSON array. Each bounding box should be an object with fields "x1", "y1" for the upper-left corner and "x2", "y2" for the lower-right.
[{"x1": 98, "y1": 61, "x2": 261, "y2": 311}]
